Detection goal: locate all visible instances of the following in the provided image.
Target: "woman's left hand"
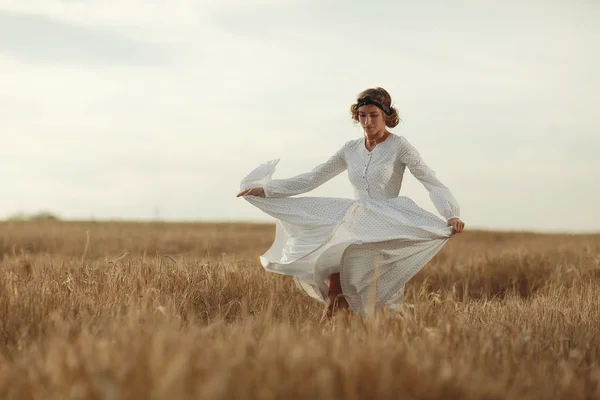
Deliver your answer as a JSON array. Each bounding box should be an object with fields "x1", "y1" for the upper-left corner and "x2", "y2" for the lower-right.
[
  {"x1": 236, "y1": 187, "x2": 265, "y2": 197},
  {"x1": 447, "y1": 218, "x2": 465, "y2": 234}
]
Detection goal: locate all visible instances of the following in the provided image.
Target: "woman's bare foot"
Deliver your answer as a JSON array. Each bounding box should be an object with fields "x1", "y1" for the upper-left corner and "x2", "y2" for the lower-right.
[
  {"x1": 321, "y1": 273, "x2": 350, "y2": 321},
  {"x1": 325, "y1": 294, "x2": 350, "y2": 318}
]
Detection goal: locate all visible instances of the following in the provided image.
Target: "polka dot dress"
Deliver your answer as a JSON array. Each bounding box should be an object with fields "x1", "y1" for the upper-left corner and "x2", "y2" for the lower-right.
[{"x1": 239, "y1": 133, "x2": 460, "y2": 316}]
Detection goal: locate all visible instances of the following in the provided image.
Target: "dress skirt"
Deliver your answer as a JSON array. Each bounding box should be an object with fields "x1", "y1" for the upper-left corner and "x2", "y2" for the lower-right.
[{"x1": 240, "y1": 159, "x2": 453, "y2": 316}]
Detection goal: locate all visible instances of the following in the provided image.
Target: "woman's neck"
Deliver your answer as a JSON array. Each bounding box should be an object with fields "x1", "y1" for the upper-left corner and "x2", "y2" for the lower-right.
[{"x1": 365, "y1": 130, "x2": 390, "y2": 150}]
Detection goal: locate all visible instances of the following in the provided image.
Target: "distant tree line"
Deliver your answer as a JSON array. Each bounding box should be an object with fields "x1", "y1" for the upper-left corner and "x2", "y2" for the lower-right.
[{"x1": 7, "y1": 211, "x2": 61, "y2": 221}]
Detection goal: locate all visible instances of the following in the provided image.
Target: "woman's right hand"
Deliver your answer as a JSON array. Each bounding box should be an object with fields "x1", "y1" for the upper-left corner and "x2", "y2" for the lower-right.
[
  {"x1": 236, "y1": 187, "x2": 265, "y2": 197},
  {"x1": 447, "y1": 217, "x2": 465, "y2": 234}
]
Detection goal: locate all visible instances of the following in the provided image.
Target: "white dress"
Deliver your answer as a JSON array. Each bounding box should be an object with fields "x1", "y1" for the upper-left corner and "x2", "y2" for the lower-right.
[{"x1": 239, "y1": 133, "x2": 460, "y2": 316}]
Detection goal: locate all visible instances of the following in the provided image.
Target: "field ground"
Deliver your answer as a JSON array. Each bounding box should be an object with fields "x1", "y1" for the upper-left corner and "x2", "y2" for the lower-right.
[{"x1": 1, "y1": 220, "x2": 600, "y2": 399}]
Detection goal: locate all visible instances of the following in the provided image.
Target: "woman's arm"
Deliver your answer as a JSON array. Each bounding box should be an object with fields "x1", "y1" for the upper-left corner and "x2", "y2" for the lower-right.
[
  {"x1": 398, "y1": 136, "x2": 461, "y2": 221},
  {"x1": 263, "y1": 143, "x2": 348, "y2": 198}
]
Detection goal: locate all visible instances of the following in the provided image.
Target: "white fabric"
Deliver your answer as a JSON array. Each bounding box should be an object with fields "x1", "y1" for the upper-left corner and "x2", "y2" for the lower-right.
[{"x1": 239, "y1": 133, "x2": 460, "y2": 316}]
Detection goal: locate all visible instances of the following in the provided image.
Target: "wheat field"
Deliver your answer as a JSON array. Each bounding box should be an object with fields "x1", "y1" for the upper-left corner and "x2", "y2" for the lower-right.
[{"x1": 0, "y1": 220, "x2": 599, "y2": 399}]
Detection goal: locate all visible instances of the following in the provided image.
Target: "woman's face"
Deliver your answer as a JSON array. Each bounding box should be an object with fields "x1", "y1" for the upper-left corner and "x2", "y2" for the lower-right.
[{"x1": 358, "y1": 105, "x2": 386, "y2": 137}]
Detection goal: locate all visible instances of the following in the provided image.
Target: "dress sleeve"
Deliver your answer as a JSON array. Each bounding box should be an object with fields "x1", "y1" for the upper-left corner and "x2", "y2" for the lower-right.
[
  {"x1": 398, "y1": 137, "x2": 460, "y2": 221},
  {"x1": 263, "y1": 143, "x2": 348, "y2": 198}
]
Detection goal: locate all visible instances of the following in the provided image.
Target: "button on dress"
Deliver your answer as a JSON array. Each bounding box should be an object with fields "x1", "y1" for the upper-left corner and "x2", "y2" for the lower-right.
[{"x1": 239, "y1": 133, "x2": 460, "y2": 315}]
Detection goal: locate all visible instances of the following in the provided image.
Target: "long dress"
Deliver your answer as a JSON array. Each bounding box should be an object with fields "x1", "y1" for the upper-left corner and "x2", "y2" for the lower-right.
[{"x1": 238, "y1": 133, "x2": 460, "y2": 316}]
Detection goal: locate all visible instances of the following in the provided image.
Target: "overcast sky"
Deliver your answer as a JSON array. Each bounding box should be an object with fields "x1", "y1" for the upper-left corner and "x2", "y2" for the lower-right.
[{"x1": 1, "y1": 0, "x2": 598, "y2": 233}]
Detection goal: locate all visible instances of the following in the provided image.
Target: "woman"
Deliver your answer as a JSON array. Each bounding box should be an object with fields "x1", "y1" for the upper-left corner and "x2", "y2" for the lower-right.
[{"x1": 237, "y1": 87, "x2": 464, "y2": 319}]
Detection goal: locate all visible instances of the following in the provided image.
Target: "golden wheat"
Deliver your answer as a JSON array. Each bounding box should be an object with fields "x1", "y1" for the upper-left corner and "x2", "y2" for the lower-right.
[{"x1": 0, "y1": 220, "x2": 599, "y2": 399}]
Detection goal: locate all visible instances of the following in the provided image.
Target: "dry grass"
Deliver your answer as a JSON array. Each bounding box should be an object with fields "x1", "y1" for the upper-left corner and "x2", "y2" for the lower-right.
[{"x1": 1, "y1": 220, "x2": 600, "y2": 399}]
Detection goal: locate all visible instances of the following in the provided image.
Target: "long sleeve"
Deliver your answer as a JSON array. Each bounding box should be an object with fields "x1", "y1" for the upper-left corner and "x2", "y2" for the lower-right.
[
  {"x1": 263, "y1": 143, "x2": 348, "y2": 198},
  {"x1": 398, "y1": 137, "x2": 460, "y2": 221}
]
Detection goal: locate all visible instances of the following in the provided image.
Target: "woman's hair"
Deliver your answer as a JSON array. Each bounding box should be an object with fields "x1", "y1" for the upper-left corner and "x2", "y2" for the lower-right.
[{"x1": 350, "y1": 87, "x2": 401, "y2": 128}]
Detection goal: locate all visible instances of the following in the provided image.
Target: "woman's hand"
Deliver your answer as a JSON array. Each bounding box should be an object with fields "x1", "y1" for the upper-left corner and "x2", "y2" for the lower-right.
[
  {"x1": 447, "y1": 217, "x2": 465, "y2": 234},
  {"x1": 236, "y1": 187, "x2": 265, "y2": 197}
]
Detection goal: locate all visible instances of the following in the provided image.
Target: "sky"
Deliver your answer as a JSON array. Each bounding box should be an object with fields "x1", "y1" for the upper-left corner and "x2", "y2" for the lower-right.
[{"x1": 0, "y1": 0, "x2": 598, "y2": 233}]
